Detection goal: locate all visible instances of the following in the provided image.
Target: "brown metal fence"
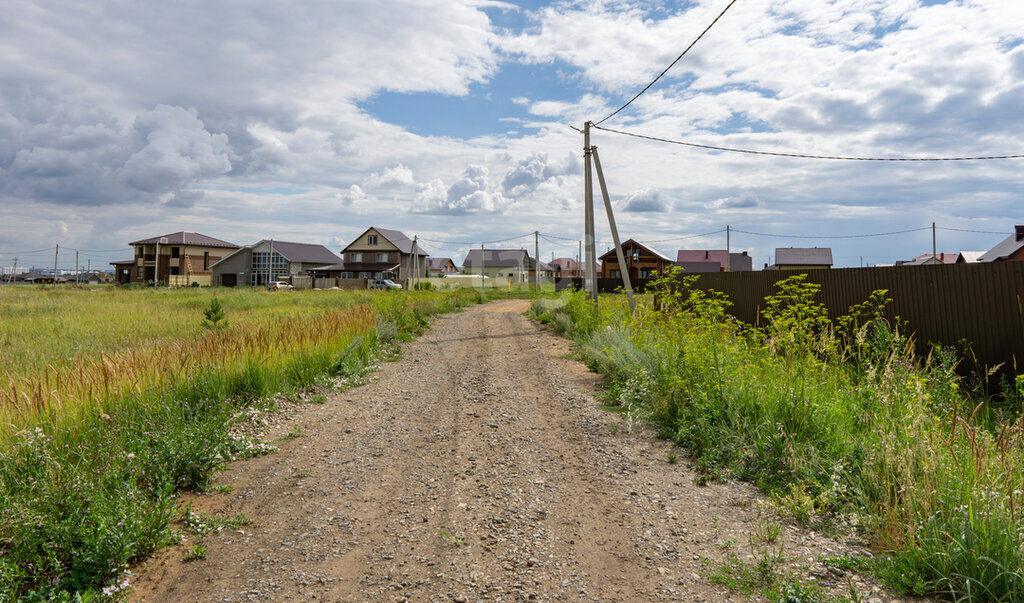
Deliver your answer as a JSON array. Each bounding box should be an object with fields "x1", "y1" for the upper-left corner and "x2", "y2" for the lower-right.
[{"x1": 557, "y1": 262, "x2": 1024, "y2": 376}]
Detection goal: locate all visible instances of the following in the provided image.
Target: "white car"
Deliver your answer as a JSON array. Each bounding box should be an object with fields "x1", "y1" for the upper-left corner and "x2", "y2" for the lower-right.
[{"x1": 267, "y1": 280, "x2": 293, "y2": 290}]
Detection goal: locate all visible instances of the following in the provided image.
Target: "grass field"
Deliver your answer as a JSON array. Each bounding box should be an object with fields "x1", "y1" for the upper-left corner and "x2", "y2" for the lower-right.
[
  {"x1": 532, "y1": 274, "x2": 1024, "y2": 602},
  {"x1": 0, "y1": 285, "x2": 484, "y2": 600}
]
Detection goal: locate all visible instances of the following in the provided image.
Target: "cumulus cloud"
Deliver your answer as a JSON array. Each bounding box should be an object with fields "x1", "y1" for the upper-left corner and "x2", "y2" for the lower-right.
[
  {"x1": 621, "y1": 188, "x2": 669, "y2": 212},
  {"x1": 364, "y1": 164, "x2": 415, "y2": 187},
  {"x1": 706, "y1": 191, "x2": 762, "y2": 210},
  {"x1": 120, "y1": 105, "x2": 231, "y2": 193},
  {"x1": 413, "y1": 165, "x2": 508, "y2": 215},
  {"x1": 501, "y1": 152, "x2": 580, "y2": 196},
  {"x1": 336, "y1": 184, "x2": 368, "y2": 206}
]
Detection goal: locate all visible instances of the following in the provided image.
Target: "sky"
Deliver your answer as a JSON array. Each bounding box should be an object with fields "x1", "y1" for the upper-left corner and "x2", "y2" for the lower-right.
[{"x1": 1, "y1": 0, "x2": 1022, "y2": 271}]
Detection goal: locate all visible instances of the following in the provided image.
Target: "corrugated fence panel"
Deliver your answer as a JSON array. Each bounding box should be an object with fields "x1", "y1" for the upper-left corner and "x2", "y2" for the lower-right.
[{"x1": 556, "y1": 263, "x2": 1024, "y2": 375}]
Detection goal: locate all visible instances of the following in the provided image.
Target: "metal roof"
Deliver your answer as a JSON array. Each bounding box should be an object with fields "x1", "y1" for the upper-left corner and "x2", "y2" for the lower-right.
[
  {"x1": 463, "y1": 248, "x2": 529, "y2": 268},
  {"x1": 263, "y1": 240, "x2": 341, "y2": 264},
  {"x1": 978, "y1": 227, "x2": 1024, "y2": 262},
  {"x1": 129, "y1": 231, "x2": 238, "y2": 248},
  {"x1": 774, "y1": 247, "x2": 833, "y2": 266}
]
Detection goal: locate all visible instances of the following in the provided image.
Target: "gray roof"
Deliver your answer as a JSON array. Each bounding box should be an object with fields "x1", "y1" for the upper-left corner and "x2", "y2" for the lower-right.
[
  {"x1": 427, "y1": 257, "x2": 456, "y2": 270},
  {"x1": 978, "y1": 227, "x2": 1024, "y2": 262},
  {"x1": 463, "y1": 249, "x2": 529, "y2": 268},
  {"x1": 130, "y1": 231, "x2": 238, "y2": 248},
  {"x1": 264, "y1": 240, "x2": 341, "y2": 264},
  {"x1": 774, "y1": 247, "x2": 833, "y2": 266},
  {"x1": 673, "y1": 261, "x2": 722, "y2": 273},
  {"x1": 372, "y1": 227, "x2": 428, "y2": 256}
]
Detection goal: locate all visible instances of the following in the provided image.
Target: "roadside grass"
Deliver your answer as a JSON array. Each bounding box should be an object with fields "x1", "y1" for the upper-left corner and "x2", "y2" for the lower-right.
[
  {"x1": 530, "y1": 276, "x2": 1024, "y2": 602},
  {"x1": 0, "y1": 286, "x2": 480, "y2": 600}
]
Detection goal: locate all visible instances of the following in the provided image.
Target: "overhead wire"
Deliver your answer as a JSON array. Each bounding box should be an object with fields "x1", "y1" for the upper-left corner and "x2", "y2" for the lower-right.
[
  {"x1": 595, "y1": 0, "x2": 739, "y2": 126},
  {"x1": 592, "y1": 125, "x2": 1024, "y2": 161},
  {"x1": 731, "y1": 227, "x2": 931, "y2": 239},
  {"x1": 936, "y1": 226, "x2": 1015, "y2": 235}
]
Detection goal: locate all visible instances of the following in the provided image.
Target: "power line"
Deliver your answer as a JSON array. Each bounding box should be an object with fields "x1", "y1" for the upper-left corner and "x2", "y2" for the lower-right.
[
  {"x1": 646, "y1": 229, "x2": 727, "y2": 243},
  {"x1": 936, "y1": 226, "x2": 1014, "y2": 235},
  {"x1": 539, "y1": 232, "x2": 580, "y2": 241},
  {"x1": 731, "y1": 227, "x2": 931, "y2": 239},
  {"x1": 593, "y1": 125, "x2": 1024, "y2": 161},
  {"x1": 0, "y1": 247, "x2": 55, "y2": 255},
  {"x1": 416, "y1": 232, "x2": 535, "y2": 246},
  {"x1": 595, "y1": 0, "x2": 739, "y2": 126}
]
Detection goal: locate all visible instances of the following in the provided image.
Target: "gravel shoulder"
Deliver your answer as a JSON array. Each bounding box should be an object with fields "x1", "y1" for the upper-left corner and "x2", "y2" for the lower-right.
[{"x1": 131, "y1": 299, "x2": 906, "y2": 602}]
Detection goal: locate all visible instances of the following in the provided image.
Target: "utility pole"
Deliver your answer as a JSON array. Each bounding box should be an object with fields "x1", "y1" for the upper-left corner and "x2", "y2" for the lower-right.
[
  {"x1": 269, "y1": 239, "x2": 275, "y2": 286},
  {"x1": 480, "y1": 244, "x2": 485, "y2": 289},
  {"x1": 534, "y1": 231, "x2": 540, "y2": 293},
  {"x1": 932, "y1": 222, "x2": 937, "y2": 260},
  {"x1": 583, "y1": 121, "x2": 597, "y2": 302},
  {"x1": 9, "y1": 257, "x2": 16, "y2": 284},
  {"x1": 591, "y1": 146, "x2": 635, "y2": 313},
  {"x1": 412, "y1": 235, "x2": 418, "y2": 290},
  {"x1": 52, "y1": 244, "x2": 58, "y2": 290},
  {"x1": 726, "y1": 225, "x2": 731, "y2": 272},
  {"x1": 75, "y1": 250, "x2": 79, "y2": 285}
]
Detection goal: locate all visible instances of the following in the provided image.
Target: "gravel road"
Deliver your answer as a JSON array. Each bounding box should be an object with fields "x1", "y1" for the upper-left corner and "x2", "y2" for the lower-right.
[{"x1": 131, "y1": 299, "x2": 905, "y2": 602}]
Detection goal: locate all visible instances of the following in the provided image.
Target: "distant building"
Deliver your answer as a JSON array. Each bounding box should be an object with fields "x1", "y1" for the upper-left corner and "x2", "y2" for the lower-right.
[
  {"x1": 675, "y1": 249, "x2": 753, "y2": 272},
  {"x1": 904, "y1": 252, "x2": 959, "y2": 266},
  {"x1": 956, "y1": 251, "x2": 985, "y2": 263},
  {"x1": 462, "y1": 249, "x2": 552, "y2": 282},
  {"x1": 210, "y1": 240, "x2": 341, "y2": 287},
  {"x1": 427, "y1": 257, "x2": 459, "y2": 276},
  {"x1": 120, "y1": 231, "x2": 239, "y2": 285},
  {"x1": 766, "y1": 247, "x2": 833, "y2": 270},
  {"x1": 599, "y1": 239, "x2": 673, "y2": 279},
  {"x1": 978, "y1": 225, "x2": 1024, "y2": 262},
  {"x1": 341, "y1": 227, "x2": 427, "y2": 282}
]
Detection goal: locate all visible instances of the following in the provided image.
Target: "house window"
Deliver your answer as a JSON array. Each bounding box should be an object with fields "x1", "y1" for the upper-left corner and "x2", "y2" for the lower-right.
[
  {"x1": 170, "y1": 247, "x2": 180, "y2": 258},
  {"x1": 377, "y1": 252, "x2": 388, "y2": 262},
  {"x1": 203, "y1": 252, "x2": 210, "y2": 270},
  {"x1": 632, "y1": 249, "x2": 640, "y2": 262},
  {"x1": 250, "y1": 250, "x2": 288, "y2": 285},
  {"x1": 610, "y1": 270, "x2": 621, "y2": 278},
  {"x1": 137, "y1": 266, "x2": 143, "y2": 277},
  {"x1": 170, "y1": 266, "x2": 180, "y2": 275},
  {"x1": 350, "y1": 252, "x2": 362, "y2": 262},
  {"x1": 367, "y1": 235, "x2": 378, "y2": 245},
  {"x1": 341, "y1": 272, "x2": 353, "y2": 279},
  {"x1": 359, "y1": 272, "x2": 371, "y2": 279}
]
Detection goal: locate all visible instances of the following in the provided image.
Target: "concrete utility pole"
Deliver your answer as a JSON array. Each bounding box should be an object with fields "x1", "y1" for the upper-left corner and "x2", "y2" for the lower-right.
[
  {"x1": 480, "y1": 244, "x2": 485, "y2": 289},
  {"x1": 534, "y1": 231, "x2": 540, "y2": 293},
  {"x1": 591, "y1": 146, "x2": 635, "y2": 313},
  {"x1": 726, "y1": 225, "x2": 731, "y2": 272},
  {"x1": 932, "y1": 222, "x2": 937, "y2": 259},
  {"x1": 52, "y1": 244, "x2": 58, "y2": 290},
  {"x1": 75, "y1": 250, "x2": 79, "y2": 285},
  {"x1": 583, "y1": 122, "x2": 597, "y2": 302},
  {"x1": 412, "y1": 235, "x2": 418, "y2": 290}
]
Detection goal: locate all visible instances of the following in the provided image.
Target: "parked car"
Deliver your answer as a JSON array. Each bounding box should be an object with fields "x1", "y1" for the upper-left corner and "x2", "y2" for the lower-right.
[
  {"x1": 369, "y1": 279, "x2": 402, "y2": 290},
  {"x1": 267, "y1": 280, "x2": 293, "y2": 290}
]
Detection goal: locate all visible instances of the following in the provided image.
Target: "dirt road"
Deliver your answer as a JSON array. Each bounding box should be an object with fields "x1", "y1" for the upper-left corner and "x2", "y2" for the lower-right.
[{"x1": 132, "y1": 300, "x2": 896, "y2": 602}]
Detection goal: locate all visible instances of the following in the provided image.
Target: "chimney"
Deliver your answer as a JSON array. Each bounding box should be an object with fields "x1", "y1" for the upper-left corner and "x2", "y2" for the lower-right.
[
  {"x1": 741, "y1": 251, "x2": 748, "y2": 256},
  {"x1": 1016, "y1": 225, "x2": 1024, "y2": 242}
]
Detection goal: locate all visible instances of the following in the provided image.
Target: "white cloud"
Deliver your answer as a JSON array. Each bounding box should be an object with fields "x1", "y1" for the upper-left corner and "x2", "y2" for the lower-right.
[
  {"x1": 413, "y1": 164, "x2": 509, "y2": 214},
  {"x1": 336, "y1": 184, "x2": 368, "y2": 207},
  {"x1": 706, "y1": 191, "x2": 762, "y2": 210},
  {"x1": 621, "y1": 188, "x2": 668, "y2": 212},
  {"x1": 364, "y1": 164, "x2": 415, "y2": 187}
]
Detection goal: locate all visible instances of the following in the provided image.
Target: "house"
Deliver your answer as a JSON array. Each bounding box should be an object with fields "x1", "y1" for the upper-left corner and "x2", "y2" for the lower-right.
[
  {"x1": 978, "y1": 225, "x2": 1024, "y2": 262},
  {"x1": 340, "y1": 227, "x2": 427, "y2": 282},
  {"x1": 75, "y1": 271, "x2": 114, "y2": 285},
  {"x1": 462, "y1": 249, "x2": 551, "y2": 283},
  {"x1": 956, "y1": 251, "x2": 985, "y2": 263},
  {"x1": 903, "y1": 252, "x2": 958, "y2": 266},
  {"x1": 210, "y1": 240, "x2": 342, "y2": 287},
  {"x1": 599, "y1": 239, "x2": 673, "y2": 279},
  {"x1": 550, "y1": 258, "x2": 583, "y2": 278},
  {"x1": 675, "y1": 249, "x2": 753, "y2": 272},
  {"x1": 122, "y1": 232, "x2": 239, "y2": 285},
  {"x1": 766, "y1": 247, "x2": 833, "y2": 270},
  {"x1": 427, "y1": 257, "x2": 459, "y2": 276}
]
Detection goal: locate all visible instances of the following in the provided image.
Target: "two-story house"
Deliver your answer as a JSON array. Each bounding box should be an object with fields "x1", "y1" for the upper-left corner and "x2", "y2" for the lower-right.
[
  {"x1": 599, "y1": 239, "x2": 673, "y2": 279},
  {"x1": 118, "y1": 231, "x2": 239, "y2": 285},
  {"x1": 340, "y1": 227, "x2": 427, "y2": 282}
]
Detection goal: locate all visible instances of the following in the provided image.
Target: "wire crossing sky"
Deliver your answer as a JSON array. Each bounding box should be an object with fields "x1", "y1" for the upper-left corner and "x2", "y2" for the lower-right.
[{"x1": 1, "y1": 0, "x2": 1022, "y2": 270}]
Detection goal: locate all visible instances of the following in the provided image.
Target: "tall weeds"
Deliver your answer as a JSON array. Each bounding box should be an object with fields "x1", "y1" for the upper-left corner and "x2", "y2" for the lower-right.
[
  {"x1": 0, "y1": 287, "x2": 479, "y2": 599},
  {"x1": 541, "y1": 274, "x2": 1024, "y2": 601}
]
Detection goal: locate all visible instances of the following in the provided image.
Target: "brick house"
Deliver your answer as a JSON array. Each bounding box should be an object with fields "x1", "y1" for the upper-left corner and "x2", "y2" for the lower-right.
[{"x1": 120, "y1": 232, "x2": 239, "y2": 285}]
